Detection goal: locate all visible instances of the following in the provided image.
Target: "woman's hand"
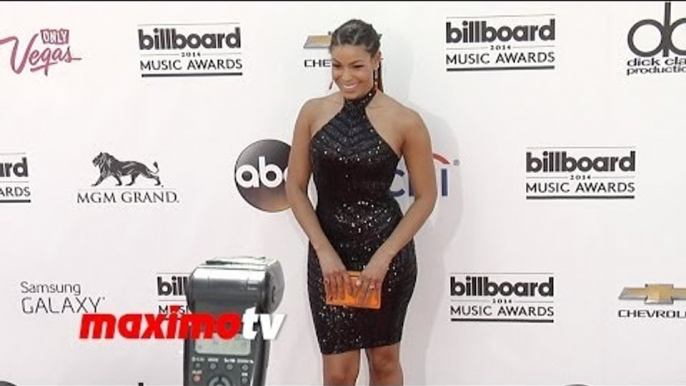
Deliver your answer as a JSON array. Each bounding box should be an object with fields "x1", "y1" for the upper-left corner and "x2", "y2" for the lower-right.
[
  {"x1": 318, "y1": 248, "x2": 353, "y2": 301},
  {"x1": 356, "y1": 253, "x2": 392, "y2": 303}
]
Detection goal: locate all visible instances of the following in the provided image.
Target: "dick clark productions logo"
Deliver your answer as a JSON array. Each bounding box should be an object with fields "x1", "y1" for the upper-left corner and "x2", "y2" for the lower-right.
[{"x1": 626, "y1": 2, "x2": 686, "y2": 75}]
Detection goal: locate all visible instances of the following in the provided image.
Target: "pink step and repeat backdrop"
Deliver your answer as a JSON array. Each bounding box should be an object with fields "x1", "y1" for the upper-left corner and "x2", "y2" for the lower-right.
[{"x1": 1, "y1": 1, "x2": 685, "y2": 385}]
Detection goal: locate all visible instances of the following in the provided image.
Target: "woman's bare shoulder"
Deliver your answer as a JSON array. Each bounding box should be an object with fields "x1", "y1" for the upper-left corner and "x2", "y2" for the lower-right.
[
  {"x1": 299, "y1": 93, "x2": 341, "y2": 119},
  {"x1": 376, "y1": 93, "x2": 424, "y2": 132}
]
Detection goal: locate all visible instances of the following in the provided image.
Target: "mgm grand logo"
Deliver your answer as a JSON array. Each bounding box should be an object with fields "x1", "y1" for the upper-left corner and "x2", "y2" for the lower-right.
[{"x1": 77, "y1": 152, "x2": 178, "y2": 204}]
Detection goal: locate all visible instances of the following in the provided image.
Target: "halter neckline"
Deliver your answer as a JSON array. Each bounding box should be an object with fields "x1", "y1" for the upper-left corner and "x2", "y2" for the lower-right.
[{"x1": 343, "y1": 86, "x2": 377, "y2": 109}]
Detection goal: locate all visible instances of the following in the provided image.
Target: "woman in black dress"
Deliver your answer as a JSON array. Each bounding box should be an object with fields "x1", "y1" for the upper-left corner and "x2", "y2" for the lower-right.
[{"x1": 286, "y1": 19, "x2": 437, "y2": 386}]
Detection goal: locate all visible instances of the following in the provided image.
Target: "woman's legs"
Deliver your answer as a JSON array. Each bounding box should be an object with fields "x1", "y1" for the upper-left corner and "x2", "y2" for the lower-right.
[
  {"x1": 365, "y1": 343, "x2": 403, "y2": 386},
  {"x1": 323, "y1": 349, "x2": 361, "y2": 386}
]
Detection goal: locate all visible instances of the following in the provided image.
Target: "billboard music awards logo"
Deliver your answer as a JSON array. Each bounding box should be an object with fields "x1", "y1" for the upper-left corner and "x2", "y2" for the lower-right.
[
  {"x1": 303, "y1": 34, "x2": 332, "y2": 68},
  {"x1": 391, "y1": 153, "x2": 459, "y2": 198},
  {"x1": 445, "y1": 12, "x2": 556, "y2": 72},
  {"x1": 618, "y1": 283, "x2": 686, "y2": 319},
  {"x1": 235, "y1": 139, "x2": 291, "y2": 212},
  {"x1": 156, "y1": 273, "x2": 189, "y2": 314},
  {"x1": 138, "y1": 22, "x2": 243, "y2": 77},
  {"x1": 76, "y1": 152, "x2": 179, "y2": 204},
  {"x1": 525, "y1": 147, "x2": 636, "y2": 200},
  {"x1": 0, "y1": 28, "x2": 81, "y2": 76},
  {"x1": 449, "y1": 273, "x2": 555, "y2": 323},
  {"x1": 0, "y1": 152, "x2": 31, "y2": 203},
  {"x1": 626, "y1": 2, "x2": 686, "y2": 76},
  {"x1": 20, "y1": 280, "x2": 105, "y2": 315}
]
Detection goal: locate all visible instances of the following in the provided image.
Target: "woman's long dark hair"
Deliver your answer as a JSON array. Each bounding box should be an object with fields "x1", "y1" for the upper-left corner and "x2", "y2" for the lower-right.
[{"x1": 329, "y1": 19, "x2": 383, "y2": 92}]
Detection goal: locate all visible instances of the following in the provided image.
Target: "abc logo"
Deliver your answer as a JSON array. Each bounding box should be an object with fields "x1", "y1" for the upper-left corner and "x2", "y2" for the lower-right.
[
  {"x1": 628, "y1": 2, "x2": 686, "y2": 57},
  {"x1": 235, "y1": 139, "x2": 291, "y2": 212}
]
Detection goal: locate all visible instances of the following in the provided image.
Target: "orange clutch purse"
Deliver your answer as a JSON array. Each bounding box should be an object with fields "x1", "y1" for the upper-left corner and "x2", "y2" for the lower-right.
[{"x1": 325, "y1": 271, "x2": 381, "y2": 309}]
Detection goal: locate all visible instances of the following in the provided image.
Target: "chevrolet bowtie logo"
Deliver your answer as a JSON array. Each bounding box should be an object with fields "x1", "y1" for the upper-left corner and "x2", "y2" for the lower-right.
[
  {"x1": 303, "y1": 34, "x2": 331, "y2": 49},
  {"x1": 619, "y1": 284, "x2": 686, "y2": 305}
]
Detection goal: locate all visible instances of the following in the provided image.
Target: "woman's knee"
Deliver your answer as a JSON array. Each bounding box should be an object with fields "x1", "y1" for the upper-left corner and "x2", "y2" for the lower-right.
[
  {"x1": 324, "y1": 368, "x2": 358, "y2": 386},
  {"x1": 323, "y1": 351, "x2": 360, "y2": 385},
  {"x1": 367, "y1": 346, "x2": 401, "y2": 376}
]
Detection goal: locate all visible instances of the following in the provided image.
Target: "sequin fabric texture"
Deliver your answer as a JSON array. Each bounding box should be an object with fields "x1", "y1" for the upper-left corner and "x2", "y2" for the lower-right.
[{"x1": 308, "y1": 87, "x2": 417, "y2": 355}]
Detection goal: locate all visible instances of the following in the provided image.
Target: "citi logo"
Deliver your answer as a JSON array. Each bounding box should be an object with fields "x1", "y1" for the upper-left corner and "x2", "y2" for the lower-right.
[
  {"x1": 157, "y1": 275, "x2": 188, "y2": 297},
  {"x1": 451, "y1": 276, "x2": 554, "y2": 297},
  {"x1": 235, "y1": 139, "x2": 291, "y2": 212},
  {"x1": 138, "y1": 27, "x2": 241, "y2": 50},
  {"x1": 526, "y1": 151, "x2": 636, "y2": 173},
  {"x1": 628, "y1": 2, "x2": 685, "y2": 57},
  {"x1": 392, "y1": 153, "x2": 456, "y2": 198},
  {"x1": 446, "y1": 19, "x2": 555, "y2": 44}
]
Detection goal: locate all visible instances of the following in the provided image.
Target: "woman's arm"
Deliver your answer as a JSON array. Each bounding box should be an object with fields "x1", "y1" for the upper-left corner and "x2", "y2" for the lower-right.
[
  {"x1": 359, "y1": 109, "x2": 438, "y2": 297},
  {"x1": 285, "y1": 100, "x2": 353, "y2": 299}
]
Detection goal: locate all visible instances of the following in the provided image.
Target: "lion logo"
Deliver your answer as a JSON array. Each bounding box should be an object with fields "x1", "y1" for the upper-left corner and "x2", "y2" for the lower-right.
[{"x1": 91, "y1": 152, "x2": 162, "y2": 187}]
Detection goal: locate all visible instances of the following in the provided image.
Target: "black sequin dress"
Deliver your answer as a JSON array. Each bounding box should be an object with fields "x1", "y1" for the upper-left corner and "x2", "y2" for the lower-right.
[{"x1": 307, "y1": 87, "x2": 417, "y2": 355}]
